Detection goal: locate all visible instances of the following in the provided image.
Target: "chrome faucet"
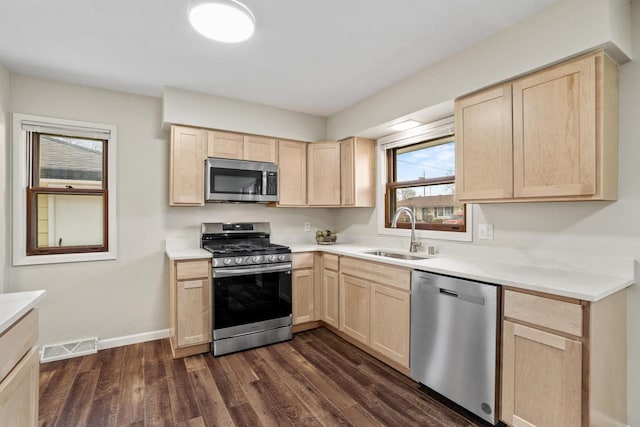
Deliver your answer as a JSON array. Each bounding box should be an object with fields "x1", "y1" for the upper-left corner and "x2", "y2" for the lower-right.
[{"x1": 391, "y1": 207, "x2": 421, "y2": 253}]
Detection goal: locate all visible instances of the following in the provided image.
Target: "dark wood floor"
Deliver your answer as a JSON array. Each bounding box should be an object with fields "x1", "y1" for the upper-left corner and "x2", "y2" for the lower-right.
[{"x1": 39, "y1": 327, "x2": 485, "y2": 426}]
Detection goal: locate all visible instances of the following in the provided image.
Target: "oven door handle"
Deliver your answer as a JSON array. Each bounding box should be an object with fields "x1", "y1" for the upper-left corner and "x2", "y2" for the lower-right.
[{"x1": 213, "y1": 263, "x2": 292, "y2": 278}]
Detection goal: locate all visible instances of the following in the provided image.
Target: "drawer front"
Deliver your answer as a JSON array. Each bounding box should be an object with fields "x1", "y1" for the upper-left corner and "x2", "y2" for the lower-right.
[
  {"x1": 504, "y1": 290, "x2": 583, "y2": 337},
  {"x1": 341, "y1": 257, "x2": 410, "y2": 291},
  {"x1": 323, "y1": 254, "x2": 339, "y2": 271},
  {"x1": 176, "y1": 260, "x2": 210, "y2": 280},
  {"x1": 292, "y1": 252, "x2": 314, "y2": 269},
  {"x1": 0, "y1": 309, "x2": 38, "y2": 383}
]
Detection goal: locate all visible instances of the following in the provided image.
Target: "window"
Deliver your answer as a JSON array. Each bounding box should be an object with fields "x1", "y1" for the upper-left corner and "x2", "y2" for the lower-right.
[
  {"x1": 27, "y1": 133, "x2": 107, "y2": 255},
  {"x1": 376, "y1": 116, "x2": 472, "y2": 242},
  {"x1": 385, "y1": 135, "x2": 466, "y2": 232},
  {"x1": 13, "y1": 114, "x2": 117, "y2": 265}
]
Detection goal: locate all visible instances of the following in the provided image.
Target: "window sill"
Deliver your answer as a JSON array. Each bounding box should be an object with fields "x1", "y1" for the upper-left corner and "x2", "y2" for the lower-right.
[
  {"x1": 13, "y1": 250, "x2": 117, "y2": 266},
  {"x1": 377, "y1": 225, "x2": 473, "y2": 242}
]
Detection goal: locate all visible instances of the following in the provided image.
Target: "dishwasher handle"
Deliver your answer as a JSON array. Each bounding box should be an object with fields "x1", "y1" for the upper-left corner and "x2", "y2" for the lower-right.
[
  {"x1": 415, "y1": 279, "x2": 486, "y2": 306},
  {"x1": 439, "y1": 288, "x2": 458, "y2": 298}
]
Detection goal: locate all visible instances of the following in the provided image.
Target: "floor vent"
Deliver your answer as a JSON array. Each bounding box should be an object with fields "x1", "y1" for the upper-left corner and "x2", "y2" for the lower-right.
[{"x1": 40, "y1": 337, "x2": 98, "y2": 362}]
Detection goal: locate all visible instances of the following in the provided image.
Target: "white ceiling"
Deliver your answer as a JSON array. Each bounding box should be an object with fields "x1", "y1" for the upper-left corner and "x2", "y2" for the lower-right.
[{"x1": 0, "y1": 0, "x2": 554, "y2": 117}]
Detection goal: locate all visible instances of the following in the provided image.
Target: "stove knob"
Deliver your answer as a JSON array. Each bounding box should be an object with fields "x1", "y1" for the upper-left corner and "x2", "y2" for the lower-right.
[
  {"x1": 234, "y1": 257, "x2": 243, "y2": 265},
  {"x1": 223, "y1": 258, "x2": 232, "y2": 265},
  {"x1": 268, "y1": 255, "x2": 277, "y2": 262},
  {"x1": 278, "y1": 254, "x2": 286, "y2": 261},
  {"x1": 252, "y1": 256, "x2": 263, "y2": 263}
]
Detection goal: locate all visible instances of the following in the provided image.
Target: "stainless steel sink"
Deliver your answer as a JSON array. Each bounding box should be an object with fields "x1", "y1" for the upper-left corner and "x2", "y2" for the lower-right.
[{"x1": 361, "y1": 250, "x2": 430, "y2": 261}]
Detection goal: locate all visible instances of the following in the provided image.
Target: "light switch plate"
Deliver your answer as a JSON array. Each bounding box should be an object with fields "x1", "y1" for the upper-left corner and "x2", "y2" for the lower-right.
[
  {"x1": 478, "y1": 223, "x2": 494, "y2": 240},
  {"x1": 304, "y1": 221, "x2": 311, "y2": 232}
]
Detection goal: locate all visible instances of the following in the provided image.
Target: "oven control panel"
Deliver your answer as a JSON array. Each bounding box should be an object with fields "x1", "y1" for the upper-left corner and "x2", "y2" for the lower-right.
[{"x1": 213, "y1": 253, "x2": 291, "y2": 268}]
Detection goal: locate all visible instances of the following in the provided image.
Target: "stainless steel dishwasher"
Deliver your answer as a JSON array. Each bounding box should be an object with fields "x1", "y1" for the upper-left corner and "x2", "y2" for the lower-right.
[{"x1": 410, "y1": 270, "x2": 500, "y2": 425}]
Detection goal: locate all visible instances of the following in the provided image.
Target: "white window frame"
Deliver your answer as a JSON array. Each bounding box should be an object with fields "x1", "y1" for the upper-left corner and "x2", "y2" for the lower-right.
[
  {"x1": 376, "y1": 116, "x2": 473, "y2": 242},
  {"x1": 12, "y1": 113, "x2": 117, "y2": 265}
]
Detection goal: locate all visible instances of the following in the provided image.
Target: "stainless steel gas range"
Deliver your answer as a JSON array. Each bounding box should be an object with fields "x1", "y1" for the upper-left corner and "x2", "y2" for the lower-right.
[{"x1": 201, "y1": 222, "x2": 292, "y2": 356}]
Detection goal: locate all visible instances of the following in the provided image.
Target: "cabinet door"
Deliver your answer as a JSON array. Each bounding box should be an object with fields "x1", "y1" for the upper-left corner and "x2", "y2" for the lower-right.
[
  {"x1": 455, "y1": 85, "x2": 513, "y2": 201},
  {"x1": 501, "y1": 321, "x2": 582, "y2": 427},
  {"x1": 339, "y1": 274, "x2": 370, "y2": 345},
  {"x1": 322, "y1": 268, "x2": 340, "y2": 328},
  {"x1": 244, "y1": 135, "x2": 277, "y2": 163},
  {"x1": 293, "y1": 268, "x2": 314, "y2": 325},
  {"x1": 370, "y1": 283, "x2": 410, "y2": 368},
  {"x1": 170, "y1": 126, "x2": 206, "y2": 206},
  {"x1": 207, "y1": 130, "x2": 243, "y2": 159},
  {"x1": 0, "y1": 346, "x2": 39, "y2": 427},
  {"x1": 513, "y1": 55, "x2": 596, "y2": 198},
  {"x1": 176, "y1": 279, "x2": 211, "y2": 347},
  {"x1": 307, "y1": 142, "x2": 341, "y2": 206},
  {"x1": 278, "y1": 140, "x2": 307, "y2": 206},
  {"x1": 341, "y1": 137, "x2": 375, "y2": 207},
  {"x1": 340, "y1": 138, "x2": 355, "y2": 206}
]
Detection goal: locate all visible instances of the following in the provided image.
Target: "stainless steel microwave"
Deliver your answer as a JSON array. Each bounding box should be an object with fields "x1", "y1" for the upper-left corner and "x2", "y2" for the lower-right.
[{"x1": 205, "y1": 158, "x2": 278, "y2": 203}]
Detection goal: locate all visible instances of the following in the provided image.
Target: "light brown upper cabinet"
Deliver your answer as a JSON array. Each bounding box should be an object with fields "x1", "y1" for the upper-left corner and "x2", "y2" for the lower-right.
[
  {"x1": 455, "y1": 85, "x2": 513, "y2": 200},
  {"x1": 207, "y1": 130, "x2": 243, "y2": 159},
  {"x1": 277, "y1": 139, "x2": 307, "y2": 206},
  {"x1": 340, "y1": 137, "x2": 376, "y2": 207},
  {"x1": 455, "y1": 51, "x2": 618, "y2": 203},
  {"x1": 207, "y1": 131, "x2": 277, "y2": 163},
  {"x1": 244, "y1": 135, "x2": 277, "y2": 163},
  {"x1": 170, "y1": 125, "x2": 207, "y2": 206},
  {"x1": 307, "y1": 138, "x2": 376, "y2": 207},
  {"x1": 307, "y1": 141, "x2": 342, "y2": 206}
]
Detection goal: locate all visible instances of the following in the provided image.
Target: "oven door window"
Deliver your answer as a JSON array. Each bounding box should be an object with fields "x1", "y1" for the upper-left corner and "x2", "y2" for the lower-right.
[
  {"x1": 211, "y1": 168, "x2": 263, "y2": 195},
  {"x1": 214, "y1": 269, "x2": 292, "y2": 329}
]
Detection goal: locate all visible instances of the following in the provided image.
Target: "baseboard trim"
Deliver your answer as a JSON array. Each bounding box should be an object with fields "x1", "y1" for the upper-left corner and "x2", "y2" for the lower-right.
[{"x1": 97, "y1": 329, "x2": 170, "y2": 350}]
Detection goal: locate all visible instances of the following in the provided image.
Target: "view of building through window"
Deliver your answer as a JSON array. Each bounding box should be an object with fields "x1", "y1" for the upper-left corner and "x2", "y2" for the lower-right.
[
  {"x1": 28, "y1": 133, "x2": 107, "y2": 254},
  {"x1": 387, "y1": 136, "x2": 465, "y2": 231}
]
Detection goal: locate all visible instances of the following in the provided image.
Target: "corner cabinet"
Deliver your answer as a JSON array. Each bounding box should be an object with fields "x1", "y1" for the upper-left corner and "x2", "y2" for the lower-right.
[
  {"x1": 500, "y1": 288, "x2": 627, "y2": 426},
  {"x1": 307, "y1": 139, "x2": 376, "y2": 207},
  {"x1": 169, "y1": 125, "x2": 207, "y2": 206},
  {"x1": 169, "y1": 258, "x2": 212, "y2": 358},
  {"x1": 455, "y1": 50, "x2": 618, "y2": 203},
  {"x1": 340, "y1": 137, "x2": 376, "y2": 207}
]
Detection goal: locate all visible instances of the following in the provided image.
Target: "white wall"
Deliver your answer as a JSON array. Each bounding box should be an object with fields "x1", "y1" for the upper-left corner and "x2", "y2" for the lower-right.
[
  {"x1": 335, "y1": 1, "x2": 640, "y2": 423},
  {"x1": 163, "y1": 86, "x2": 327, "y2": 142},
  {"x1": 0, "y1": 64, "x2": 9, "y2": 294},
  {"x1": 7, "y1": 74, "x2": 335, "y2": 347},
  {"x1": 326, "y1": 0, "x2": 632, "y2": 140}
]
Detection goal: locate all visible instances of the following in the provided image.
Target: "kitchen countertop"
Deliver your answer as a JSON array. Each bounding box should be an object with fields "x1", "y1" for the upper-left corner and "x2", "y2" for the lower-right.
[
  {"x1": 165, "y1": 247, "x2": 212, "y2": 261},
  {"x1": 164, "y1": 242, "x2": 633, "y2": 302},
  {"x1": 0, "y1": 290, "x2": 46, "y2": 335},
  {"x1": 289, "y1": 244, "x2": 633, "y2": 302}
]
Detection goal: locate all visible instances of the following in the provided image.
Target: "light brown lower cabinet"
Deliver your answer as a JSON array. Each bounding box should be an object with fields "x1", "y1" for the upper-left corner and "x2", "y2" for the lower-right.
[
  {"x1": 292, "y1": 253, "x2": 315, "y2": 325},
  {"x1": 0, "y1": 309, "x2": 40, "y2": 427},
  {"x1": 337, "y1": 256, "x2": 411, "y2": 370},
  {"x1": 370, "y1": 283, "x2": 410, "y2": 368},
  {"x1": 500, "y1": 288, "x2": 627, "y2": 427},
  {"x1": 339, "y1": 274, "x2": 370, "y2": 345},
  {"x1": 169, "y1": 258, "x2": 212, "y2": 358}
]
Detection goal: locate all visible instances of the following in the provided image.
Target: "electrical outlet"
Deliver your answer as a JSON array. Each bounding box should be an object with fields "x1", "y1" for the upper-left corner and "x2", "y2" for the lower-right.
[
  {"x1": 304, "y1": 221, "x2": 311, "y2": 232},
  {"x1": 478, "y1": 223, "x2": 494, "y2": 240}
]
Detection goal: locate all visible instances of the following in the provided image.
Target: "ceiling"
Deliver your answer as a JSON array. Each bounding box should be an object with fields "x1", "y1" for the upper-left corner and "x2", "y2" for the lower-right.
[{"x1": 0, "y1": 0, "x2": 554, "y2": 117}]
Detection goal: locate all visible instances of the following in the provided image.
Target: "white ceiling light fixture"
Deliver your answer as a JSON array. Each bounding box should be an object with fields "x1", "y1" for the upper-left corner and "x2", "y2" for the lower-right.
[
  {"x1": 188, "y1": 0, "x2": 255, "y2": 43},
  {"x1": 389, "y1": 119, "x2": 422, "y2": 132}
]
